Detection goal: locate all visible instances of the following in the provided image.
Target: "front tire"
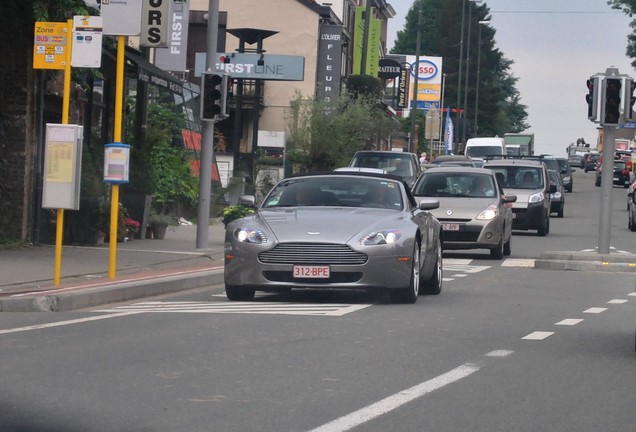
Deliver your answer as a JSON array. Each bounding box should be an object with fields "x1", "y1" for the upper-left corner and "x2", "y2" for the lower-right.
[
  {"x1": 490, "y1": 235, "x2": 504, "y2": 259},
  {"x1": 503, "y1": 234, "x2": 512, "y2": 256},
  {"x1": 226, "y1": 285, "x2": 256, "y2": 301},
  {"x1": 421, "y1": 239, "x2": 442, "y2": 295},
  {"x1": 390, "y1": 241, "x2": 420, "y2": 303},
  {"x1": 537, "y1": 215, "x2": 549, "y2": 236}
]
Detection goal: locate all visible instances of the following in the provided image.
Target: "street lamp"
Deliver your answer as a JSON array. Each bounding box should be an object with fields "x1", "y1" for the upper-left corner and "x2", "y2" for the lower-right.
[
  {"x1": 461, "y1": 0, "x2": 482, "y2": 145},
  {"x1": 474, "y1": 20, "x2": 490, "y2": 136}
]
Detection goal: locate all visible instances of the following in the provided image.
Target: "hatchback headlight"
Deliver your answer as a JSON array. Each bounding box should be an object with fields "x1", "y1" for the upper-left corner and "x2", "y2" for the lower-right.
[
  {"x1": 476, "y1": 204, "x2": 498, "y2": 220},
  {"x1": 234, "y1": 228, "x2": 268, "y2": 244},
  {"x1": 528, "y1": 192, "x2": 545, "y2": 203},
  {"x1": 562, "y1": 176, "x2": 571, "y2": 183},
  {"x1": 361, "y1": 230, "x2": 401, "y2": 245},
  {"x1": 551, "y1": 192, "x2": 562, "y2": 199}
]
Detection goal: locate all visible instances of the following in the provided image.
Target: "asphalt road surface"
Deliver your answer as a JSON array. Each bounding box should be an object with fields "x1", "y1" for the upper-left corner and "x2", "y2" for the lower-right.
[{"x1": 1, "y1": 169, "x2": 635, "y2": 432}]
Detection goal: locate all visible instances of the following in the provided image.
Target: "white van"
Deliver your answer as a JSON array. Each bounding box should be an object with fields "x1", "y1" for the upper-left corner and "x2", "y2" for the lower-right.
[{"x1": 464, "y1": 137, "x2": 506, "y2": 158}]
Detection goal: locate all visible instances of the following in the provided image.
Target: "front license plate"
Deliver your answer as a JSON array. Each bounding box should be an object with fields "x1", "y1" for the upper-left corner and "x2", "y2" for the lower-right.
[
  {"x1": 293, "y1": 265, "x2": 330, "y2": 279},
  {"x1": 442, "y1": 223, "x2": 460, "y2": 231},
  {"x1": 614, "y1": 177, "x2": 619, "y2": 181}
]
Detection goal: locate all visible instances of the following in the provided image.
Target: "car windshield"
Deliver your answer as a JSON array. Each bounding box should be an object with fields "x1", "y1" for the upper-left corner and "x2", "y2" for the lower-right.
[
  {"x1": 466, "y1": 146, "x2": 503, "y2": 157},
  {"x1": 262, "y1": 176, "x2": 404, "y2": 210},
  {"x1": 548, "y1": 169, "x2": 562, "y2": 185},
  {"x1": 413, "y1": 173, "x2": 496, "y2": 198},
  {"x1": 351, "y1": 154, "x2": 413, "y2": 177},
  {"x1": 615, "y1": 161, "x2": 626, "y2": 170},
  {"x1": 486, "y1": 166, "x2": 545, "y2": 189}
]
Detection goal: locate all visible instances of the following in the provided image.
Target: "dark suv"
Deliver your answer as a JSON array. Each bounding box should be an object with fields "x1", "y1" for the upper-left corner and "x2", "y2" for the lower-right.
[
  {"x1": 483, "y1": 159, "x2": 555, "y2": 236},
  {"x1": 349, "y1": 150, "x2": 422, "y2": 187}
]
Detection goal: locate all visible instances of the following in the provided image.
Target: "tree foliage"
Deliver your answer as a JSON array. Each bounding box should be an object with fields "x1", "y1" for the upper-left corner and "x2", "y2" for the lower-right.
[
  {"x1": 285, "y1": 87, "x2": 397, "y2": 172},
  {"x1": 608, "y1": 0, "x2": 636, "y2": 68},
  {"x1": 391, "y1": 0, "x2": 528, "y2": 139}
]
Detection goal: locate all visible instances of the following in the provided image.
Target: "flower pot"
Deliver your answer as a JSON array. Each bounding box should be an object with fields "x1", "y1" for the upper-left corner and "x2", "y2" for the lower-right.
[{"x1": 152, "y1": 224, "x2": 168, "y2": 239}]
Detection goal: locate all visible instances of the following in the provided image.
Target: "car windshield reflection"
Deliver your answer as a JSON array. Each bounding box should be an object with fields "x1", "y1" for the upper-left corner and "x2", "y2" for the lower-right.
[{"x1": 262, "y1": 177, "x2": 404, "y2": 210}]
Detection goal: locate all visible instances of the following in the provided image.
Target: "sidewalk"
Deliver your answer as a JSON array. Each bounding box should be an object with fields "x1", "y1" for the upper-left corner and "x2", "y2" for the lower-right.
[{"x1": 0, "y1": 222, "x2": 227, "y2": 312}]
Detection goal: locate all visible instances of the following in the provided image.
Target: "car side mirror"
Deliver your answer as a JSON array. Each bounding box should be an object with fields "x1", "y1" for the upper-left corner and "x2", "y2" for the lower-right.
[
  {"x1": 502, "y1": 194, "x2": 517, "y2": 203},
  {"x1": 548, "y1": 184, "x2": 557, "y2": 193},
  {"x1": 238, "y1": 195, "x2": 256, "y2": 207},
  {"x1": 418, "y1": 198, "x2": 440, "y2": 211}
]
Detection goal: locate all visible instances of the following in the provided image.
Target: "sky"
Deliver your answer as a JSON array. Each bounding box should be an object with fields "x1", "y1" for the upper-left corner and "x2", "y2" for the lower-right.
[{"x1": 387, "y1": 0, "x2": 636, "y2": 156}]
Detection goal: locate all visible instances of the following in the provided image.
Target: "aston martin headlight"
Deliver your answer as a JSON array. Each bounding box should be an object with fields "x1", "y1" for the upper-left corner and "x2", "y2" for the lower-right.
[
  {"x1": 234, "y1": 228, "x2": 268, "y2": 244},
  {"x1": 360, "y1": 230, "x2": 401, "y2": 245},
  {"x1": 528, "y1": 192, "x2": 545, "y2": 203},
  {"x1": 476, "y1": 204, "x2": 498, "y2": 220}
]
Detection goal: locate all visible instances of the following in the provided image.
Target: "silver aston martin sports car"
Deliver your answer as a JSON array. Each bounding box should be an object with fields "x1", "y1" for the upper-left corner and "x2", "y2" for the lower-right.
[{"x1": 224, "y1": 172, "x2": 443, "y2": 303}]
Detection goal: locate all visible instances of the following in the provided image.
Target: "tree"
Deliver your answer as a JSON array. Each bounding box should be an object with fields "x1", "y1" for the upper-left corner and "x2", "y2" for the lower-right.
[
  {"x1": 391, "y1": 0, "x2": 528, "y2": 139},
  {"x1": 285, "y1": 89, "x2": 397, "y2": 172},
  {"x1": 608, "y1": 0, "x2": 636, "y2": 68}
]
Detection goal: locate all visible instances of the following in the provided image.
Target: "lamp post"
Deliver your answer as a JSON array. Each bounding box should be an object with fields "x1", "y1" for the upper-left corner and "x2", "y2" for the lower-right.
[
  {"x1": 409, "y1": 9, "x2": 423, "y2": 154},
  {"x1": 455, "y1": 0, "x2": 466, "y2": 153},
  {"x1": 473, "y1": 20, "x2": 490, "y2": 136},
  {"x1": 461, "y1": 0, "x2": 482, "y2": 145}
]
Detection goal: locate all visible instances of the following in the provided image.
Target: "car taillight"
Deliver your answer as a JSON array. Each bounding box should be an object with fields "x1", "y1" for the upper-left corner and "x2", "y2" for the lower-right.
[{"x1": 624, "y1": 169, "x2": 629, "y2": 175}]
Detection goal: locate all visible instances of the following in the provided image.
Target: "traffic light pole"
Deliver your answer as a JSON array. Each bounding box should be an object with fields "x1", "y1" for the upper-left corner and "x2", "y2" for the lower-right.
[
  {"x1": 598, "y1": 125, "x2": 615, "y2": 254},
  {"x1": 196, "y1": 0, "x2": 219, "y2": 249}
]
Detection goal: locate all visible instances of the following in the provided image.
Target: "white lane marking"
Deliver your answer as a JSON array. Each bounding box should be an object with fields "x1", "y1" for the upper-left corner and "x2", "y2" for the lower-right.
[
  {"x1": 583, "y1": 307, "x2": 607, "y2": 314},
  {"x1": 485, "y1": 350, "x2": 514, "y2": 357},
  {"x1": 607, "y1": 299, "x2": 628, "y2": 304},
  {"x1": 306, "y1": 362, "x2": 480, "y2": 432},
  {"x1": 444, "y1": 258, "x2": 473, "y2": 265},
  {"x1": 522, "y1": 331, "x2": 554, "y2": 340},
  {"x1": 556, "y1": 319, "x2": 584, "y2": 326},
  {"x1": 95, "y1": 301, "x2": 372, "y2": 317},
  {"x1": 0, "y1": 312, "x2": 142, "y2": 335},
  {"x1": 628, "y1": 292, "x2": 636, "y2": 297},
  {"x1": 501, "y1": 258, "x2": 535, "y2": 267},
  {"x1": 442, "y1": 277, "x2": 454, "y2": 282},
  {"x1": 451, "y1": 274, "x2": 468, "y2": 278}
]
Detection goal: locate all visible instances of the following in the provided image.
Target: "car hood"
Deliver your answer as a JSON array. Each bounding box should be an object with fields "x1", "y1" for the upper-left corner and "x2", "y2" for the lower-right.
[
  {"x1": 250, "y1": 208, "x2": 410, "y2": 243},
  {"x1": 424, "y1": 197, "x2": 499, "y2": 219}
]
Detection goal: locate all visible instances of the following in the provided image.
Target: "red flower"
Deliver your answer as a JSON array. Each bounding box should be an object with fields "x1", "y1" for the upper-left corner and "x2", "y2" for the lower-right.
[{"x1": 124, "y1": 217, "x2": 140, "y2": 228}]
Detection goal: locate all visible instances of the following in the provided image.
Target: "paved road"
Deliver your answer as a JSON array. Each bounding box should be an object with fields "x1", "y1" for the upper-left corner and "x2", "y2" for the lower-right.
[{"x1": 1, "y1": 169, "x2": 635, "y2": 431}]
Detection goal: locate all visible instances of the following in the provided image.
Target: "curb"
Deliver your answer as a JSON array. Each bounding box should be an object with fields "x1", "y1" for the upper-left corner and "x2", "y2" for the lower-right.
[
  {"x1": 0, "y1": 269, "x2": 225, "y2": 312},
  {"x1": 534, "y1": 250, "x2": 636, "y2": 273}
]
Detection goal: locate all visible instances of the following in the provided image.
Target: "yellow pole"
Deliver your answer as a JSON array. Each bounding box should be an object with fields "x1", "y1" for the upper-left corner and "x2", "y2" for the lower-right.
[
  {"x1": 53, "y1": 19, "x2": 73, "y2": 287},
  {"x1": 108, "y1": 35, "x2": 126, "y2": 279}
]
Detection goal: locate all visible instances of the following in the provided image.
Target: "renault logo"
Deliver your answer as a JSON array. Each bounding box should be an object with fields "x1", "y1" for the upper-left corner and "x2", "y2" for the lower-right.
[{"x1": 446, "y1": 210, "x2": 453, "y2": 216}]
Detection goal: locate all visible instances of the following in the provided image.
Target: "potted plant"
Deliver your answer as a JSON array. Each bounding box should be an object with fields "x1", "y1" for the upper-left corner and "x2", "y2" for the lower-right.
[{"x1": 147, "y1": 211, "x2": 176, "y2": 239}]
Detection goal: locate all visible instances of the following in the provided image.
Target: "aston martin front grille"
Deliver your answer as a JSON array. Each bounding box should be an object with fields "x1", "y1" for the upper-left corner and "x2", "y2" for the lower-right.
[{"x1": 258, "y1": 243, "x2": 368, "y2": 265}]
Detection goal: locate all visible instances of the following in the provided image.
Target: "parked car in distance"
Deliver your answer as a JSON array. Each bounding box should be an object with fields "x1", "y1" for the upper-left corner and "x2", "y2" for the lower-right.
[
  {"x1": 411, "y1": 167, "x2": 516, "y2": 259},
  {"x1": 555, "y1": 157, "x2": 574, "y2": 192},
  {"x1": 224, "y1": 171, "x2": 443, "y2": 303},
  {"x1": 595, "y1": 159, "x2": 631, "y2": 188},
  {"x1": 583, "y1": 152, "x2": 600, "y2": 172},
  {"x1": 547, "y1": 169, "x2": 565, "y2": 218},
  {"x1": 483, "y1": 158, "x2": 555, "y2": 236},
  {"x1": 349, "y1": 150, "x2": 422, "y2": 187}
]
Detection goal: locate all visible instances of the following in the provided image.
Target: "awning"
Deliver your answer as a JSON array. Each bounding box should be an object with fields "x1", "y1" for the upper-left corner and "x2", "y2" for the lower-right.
[{"x1": 124, "y1": 47, "x2": 187, "y2": 96}]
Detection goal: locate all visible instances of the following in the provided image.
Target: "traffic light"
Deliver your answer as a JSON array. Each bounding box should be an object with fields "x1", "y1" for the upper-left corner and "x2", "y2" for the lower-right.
[
  {"x1": 586, "y1": 76, "x2": 599, "y2": 121},
  {"x1": 624, "y1": 78, "x2": 636, "y2": 122},
  {"x1": 603, "y1": 77, "x2": 622, "y2": 125},
  {"x1": 201, "y1": 72, "x2": 228, "y2": 121}
]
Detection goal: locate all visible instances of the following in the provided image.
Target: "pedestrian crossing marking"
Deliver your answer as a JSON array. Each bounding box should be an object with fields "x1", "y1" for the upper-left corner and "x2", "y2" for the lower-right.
[
  {"x1": 95, "y1": 301, "x2": 372, "y2": 316},
  {"x1": 501, "y1": 258, "x2": 535, "y2": 267},
  {"x1": 93, "y1": 259, "x2": 495, "y2": 315}
]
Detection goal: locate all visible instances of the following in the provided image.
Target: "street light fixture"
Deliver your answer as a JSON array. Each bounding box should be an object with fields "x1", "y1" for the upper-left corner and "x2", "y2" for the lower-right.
[
  {"x1": 474, "y1": 20, "x2": 490, "y2": 136},
  {"x1": 461, "y1": 0, "x2": 483, "y2": 146}
]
